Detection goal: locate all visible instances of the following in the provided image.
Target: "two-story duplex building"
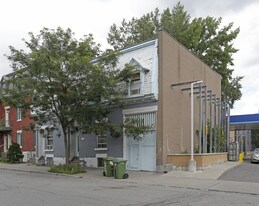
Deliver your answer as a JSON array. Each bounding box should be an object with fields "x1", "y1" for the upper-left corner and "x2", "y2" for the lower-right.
[{"x1": 33, "y1": 31, "x2": 222, "y2": 171}]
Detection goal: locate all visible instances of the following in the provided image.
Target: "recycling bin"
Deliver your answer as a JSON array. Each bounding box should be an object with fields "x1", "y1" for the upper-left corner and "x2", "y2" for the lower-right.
[
  {"x1": 113, "y1": 159, "x2": 129, "y2": 179},
  {"x1": 103, "y1": 157, "x2": 114, "y2": 177}
]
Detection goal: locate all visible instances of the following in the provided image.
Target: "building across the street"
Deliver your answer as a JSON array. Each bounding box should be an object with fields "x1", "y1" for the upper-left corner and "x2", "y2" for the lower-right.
[{"x1": 230, "y1": 113, "x2": 259, "y2": 154}]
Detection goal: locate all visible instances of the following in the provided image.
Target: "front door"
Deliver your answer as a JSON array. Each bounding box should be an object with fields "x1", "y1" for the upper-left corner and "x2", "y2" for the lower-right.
[
  {"x1": 141, "y1": 131, "x2": 156, "y2": 171},
  {"x1": 125, "y1": 111, "x2": 156, "y2": 171},
  {"x1": 127, "y1": 140, "x2": 140, "y2": 169},
  {"x1": 4, "y1": 134, "x2": 11, "y2": 152}
]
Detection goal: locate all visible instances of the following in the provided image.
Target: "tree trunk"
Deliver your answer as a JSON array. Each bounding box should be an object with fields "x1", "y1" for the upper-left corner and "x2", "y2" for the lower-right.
[
  {"x1": 67, "y1": 127, "x2": 71, "y2": 164},
  {"x1": 62, "y1": 125, "x2": 69, "y2": 165}
]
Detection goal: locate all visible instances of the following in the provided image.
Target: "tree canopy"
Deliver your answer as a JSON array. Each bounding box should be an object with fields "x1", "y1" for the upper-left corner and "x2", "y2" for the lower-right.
[
  {"x1": 107, "y1": 2, "x2": 243, "y2": 108},
  {"x1": 2, "y1": 27, "x2": 147, "y2": 164}
]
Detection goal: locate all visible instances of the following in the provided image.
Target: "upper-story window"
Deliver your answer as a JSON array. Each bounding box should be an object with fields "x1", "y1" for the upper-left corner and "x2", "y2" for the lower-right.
[
  {"x1": 16, "y1": 107, "x2": 22, "y2": 121},
  {"x1": 5, "y1": 107, "x2": 10, "y2": 127},
  {"x1": 127, "y1": 58, "x2": 149, "y2": 97},
  {"x1": 129, "y1": 72, "x2": 141, "y2": 96}
]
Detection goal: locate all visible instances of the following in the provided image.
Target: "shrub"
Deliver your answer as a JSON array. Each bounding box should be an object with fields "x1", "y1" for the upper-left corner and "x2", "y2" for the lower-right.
[
  {"x1": 0, "y1": 152, "x2": 9, "y2": 162},
  {"x1": 48, "y1": 164, "x2": 86, "y2": 174},
  {"x1": 7, "y1": 143, "x2": 24, "y2": 163}
]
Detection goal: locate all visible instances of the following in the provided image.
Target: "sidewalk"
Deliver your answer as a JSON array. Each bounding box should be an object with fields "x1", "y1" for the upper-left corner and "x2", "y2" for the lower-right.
[
  {"x1": 0, "y1": 162, "x2": 50, "y2": 174},
  {"x1": 125, "y1": 161, "x2": 259, "y2": 195},
  {"x1": 1, "y1": 161, "x2": 259, "y2": 195}
]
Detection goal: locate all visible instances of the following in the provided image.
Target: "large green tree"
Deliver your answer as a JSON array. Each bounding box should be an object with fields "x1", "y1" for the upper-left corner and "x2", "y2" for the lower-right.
[
  {"x1": 2, "y1": 27, "x2": 143, "y2": 164},
  {"x1": 107, "y1": 2, "x2": 243, "y2": 108}
]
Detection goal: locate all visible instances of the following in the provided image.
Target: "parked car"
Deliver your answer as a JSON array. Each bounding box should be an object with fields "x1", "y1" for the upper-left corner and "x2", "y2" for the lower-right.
[{"x1": 251, "y1": 148, "x2": 259, "y2": 163}]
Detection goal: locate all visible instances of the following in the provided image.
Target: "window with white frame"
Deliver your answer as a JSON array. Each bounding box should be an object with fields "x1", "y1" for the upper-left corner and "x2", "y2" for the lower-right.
[
  {"x1": 129, "y1": 72, "x2": 141, "y2": 96},
  {"x1": 16, "y1": 107, "x2": 22, "y2": 121},
  {"x1": 16, "y1": 130, "x2": 23, "y2": 147},
  {"x1": 5, "y1": 107, "x2": 10, "y2": 127},
  {"x1": 45, "y1": 129, "x2": 54, "y2": 150},
  {"x1": 97, "y1": 134, "x2": 107, "y2": 148}
]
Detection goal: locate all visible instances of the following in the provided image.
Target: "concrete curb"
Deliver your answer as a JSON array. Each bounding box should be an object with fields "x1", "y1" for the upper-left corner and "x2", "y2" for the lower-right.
[{"x1": 0, "y1": 166, "x2": 69, "y2": 177}]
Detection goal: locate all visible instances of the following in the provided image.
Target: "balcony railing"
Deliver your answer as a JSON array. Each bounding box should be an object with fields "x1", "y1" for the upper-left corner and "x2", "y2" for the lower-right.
[{"x1": 5, "y1": 120, "x2": 10, "y2": 127}]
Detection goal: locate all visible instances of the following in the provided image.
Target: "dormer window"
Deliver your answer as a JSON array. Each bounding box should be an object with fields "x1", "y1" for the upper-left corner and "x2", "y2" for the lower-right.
[
  {"x1": 127, "y1": 58, "x2": 149, "y2": 97},
  {"x1": 129, "y1": 72, "x2": 141, "y2": 96}
]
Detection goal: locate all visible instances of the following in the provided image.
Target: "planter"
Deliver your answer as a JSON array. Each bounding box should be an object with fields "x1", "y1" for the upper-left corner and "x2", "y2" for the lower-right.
[{"x1": 167, "y1": 153, "x2": 228, "y2": 170}]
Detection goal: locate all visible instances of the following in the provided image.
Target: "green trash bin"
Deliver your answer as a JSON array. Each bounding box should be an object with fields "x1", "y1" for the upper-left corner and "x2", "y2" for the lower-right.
[
  {"x1": 113, "y1": 159, "x2": 129, "y2": 179},
  {"x1": 103, "y1": 157, "x2": 114, "y2": 177}
]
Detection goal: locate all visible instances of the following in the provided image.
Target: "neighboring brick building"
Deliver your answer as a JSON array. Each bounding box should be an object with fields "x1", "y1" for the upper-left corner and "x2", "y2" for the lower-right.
[{"x1": 0, "y1": 81, "x2": 35, "y2": 161}]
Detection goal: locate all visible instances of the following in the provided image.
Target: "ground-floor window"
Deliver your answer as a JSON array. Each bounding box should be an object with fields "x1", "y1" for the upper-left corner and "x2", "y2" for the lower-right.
[
  {"x1": 45, "y1": 130, "x2": 53, "y2": 150},
  {"x1": 97, "y1": 135, "x2": 107, "y2": 148},
  {"x1": 16, "y1": 130, "x2": 23, "y2": 147}
]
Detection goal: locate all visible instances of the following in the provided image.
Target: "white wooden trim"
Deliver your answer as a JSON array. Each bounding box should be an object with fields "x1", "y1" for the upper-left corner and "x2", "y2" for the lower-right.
[
  {"x1": 96, "y1": 153, "x2": 107, "y2": 158},
  {"x1": 151, "y1": 39, "x2": 158, "y2": 99},
  {"x1": 122, "y1": 106, "x2": 157, "y2": 115},
  {"x1": 94, "y1": 148, "x2": 108, "y2": 151},
  {"x1": 46, "y1": 153, "x2": 54, "y2": 157}
]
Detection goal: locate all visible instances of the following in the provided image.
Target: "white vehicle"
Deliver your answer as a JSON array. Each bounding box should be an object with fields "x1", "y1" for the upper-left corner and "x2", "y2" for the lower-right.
[{"x1": 251, "y1": 148, "x2": 259, "y2": 163}]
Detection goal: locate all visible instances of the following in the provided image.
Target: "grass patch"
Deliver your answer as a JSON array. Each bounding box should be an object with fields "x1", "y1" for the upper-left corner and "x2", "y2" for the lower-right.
[
  {"x1": 0, "y1": 157, "x2": 13, "y2": 164},
  {"x1": 0, "y1": 156, "x2": 24, "y2": 164},
  {"x1": 48, "y1": 164, "x2": 86, "y2": 175}
]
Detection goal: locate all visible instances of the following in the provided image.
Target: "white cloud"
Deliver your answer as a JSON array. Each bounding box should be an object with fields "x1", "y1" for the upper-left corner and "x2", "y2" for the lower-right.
[
  {"x1": 0, "y1": 0, "x2": 171, "y2": 76},
  {"x1": 1, "y1": 0, "x2": 258, "y2": 115}
]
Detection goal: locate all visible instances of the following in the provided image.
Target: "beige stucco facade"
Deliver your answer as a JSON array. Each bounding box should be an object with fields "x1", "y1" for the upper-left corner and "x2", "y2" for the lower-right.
[{"x1": 156, "y1": 31, "x2": 222, "y2": 168}]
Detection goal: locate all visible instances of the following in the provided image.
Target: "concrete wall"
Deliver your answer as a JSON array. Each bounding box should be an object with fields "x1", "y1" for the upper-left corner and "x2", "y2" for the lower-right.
[
  {"x1": 156, "y1": 31, "x2": 222, "y2": 166},
  {"x1": 167, "y1": 153, "x2": 227, "y2": 170}
]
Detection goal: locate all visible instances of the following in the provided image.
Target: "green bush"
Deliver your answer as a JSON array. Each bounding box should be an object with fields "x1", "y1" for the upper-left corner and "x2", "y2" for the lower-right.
[
  {"x1": 0, "y1": 152, "x2": 9, "y2": 163},
  {"x1": 7, "y1": 143, "x2": 24, "y2": 163},
  {"x1": 49, "y1": 164, "x2": 86, "y2": 174}
]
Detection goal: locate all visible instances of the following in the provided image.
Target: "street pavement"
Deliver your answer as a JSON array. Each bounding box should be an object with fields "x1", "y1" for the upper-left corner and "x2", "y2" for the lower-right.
[{"x1": 0, "y1": 161, "x2": 258, "y2": 196}]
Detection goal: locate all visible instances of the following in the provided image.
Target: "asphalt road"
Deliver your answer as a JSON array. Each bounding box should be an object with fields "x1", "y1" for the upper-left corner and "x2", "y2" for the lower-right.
[
  {"x1": 219, "y1": 160, "x2": 259, "y2": 182},
  {"x1": 1, "y1": 170, "x2": 259, "y2": 206}
]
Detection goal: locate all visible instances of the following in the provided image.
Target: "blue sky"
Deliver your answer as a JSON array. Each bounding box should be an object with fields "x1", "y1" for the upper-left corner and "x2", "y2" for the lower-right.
[{"x1": 1, "y1": 0, "x2": 258, "y2": 115}]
